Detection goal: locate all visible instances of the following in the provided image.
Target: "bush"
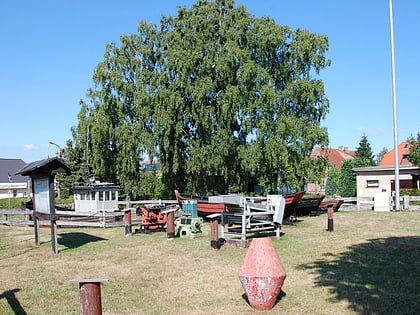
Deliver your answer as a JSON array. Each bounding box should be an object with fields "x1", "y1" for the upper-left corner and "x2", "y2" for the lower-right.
[
  {"x1": 400, "y1": 189, "x2": 420, "y2": 196},
  {"x1": 0, "y1": 197, "x2": 28, "y2": 209}
]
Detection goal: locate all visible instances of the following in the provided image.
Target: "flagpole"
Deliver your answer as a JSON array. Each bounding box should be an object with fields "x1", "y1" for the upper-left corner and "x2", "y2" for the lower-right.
[{"x1": 389, "y1": 0, "x2": 400, "y2": 211}]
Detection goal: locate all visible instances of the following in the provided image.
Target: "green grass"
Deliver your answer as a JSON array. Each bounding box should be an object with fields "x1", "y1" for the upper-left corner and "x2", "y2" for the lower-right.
[{"x1": 0, "y1": 210, "x2": 419, "y2": 314}]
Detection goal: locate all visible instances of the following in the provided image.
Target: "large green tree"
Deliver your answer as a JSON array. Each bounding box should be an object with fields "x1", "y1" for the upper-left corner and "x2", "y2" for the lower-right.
[
  {"x1": 71, "y1": 0, "x2": 331, "y2": 198},
  {"x1": 408, "y1": 132, "x2": 420, "y2": 166}
]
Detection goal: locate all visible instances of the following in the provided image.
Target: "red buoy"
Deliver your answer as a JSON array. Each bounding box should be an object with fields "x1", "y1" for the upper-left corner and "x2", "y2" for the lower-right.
[{"x1": 238, "y1": 238, "x2": 286, "y2": 310}]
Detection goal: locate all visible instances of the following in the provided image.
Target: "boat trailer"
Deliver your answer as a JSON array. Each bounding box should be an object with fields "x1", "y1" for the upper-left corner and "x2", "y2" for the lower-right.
[{"x1": 218, "y1": 195, "x2": 286, "y2": 247}]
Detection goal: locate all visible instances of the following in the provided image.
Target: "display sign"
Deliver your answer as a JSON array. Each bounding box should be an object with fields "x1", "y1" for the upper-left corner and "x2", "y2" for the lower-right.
[
  {"x1": 0, "y1": 182, "x2": 27, "y2": 189},
  {"x1": 33, "y1": 177, "x2": 51, "y2": 214}
]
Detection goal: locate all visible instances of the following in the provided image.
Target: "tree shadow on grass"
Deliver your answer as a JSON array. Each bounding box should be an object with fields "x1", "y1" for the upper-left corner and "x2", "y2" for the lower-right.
[
  {"x1": 58, "y1": 232, "x2": 107, "y2": 250},
  {"x1": 0, "y1": 288, "x2": 27, "y2": 315},
  {"x1": 298, "y1": 236, "x2": 420, "y2": 314}
]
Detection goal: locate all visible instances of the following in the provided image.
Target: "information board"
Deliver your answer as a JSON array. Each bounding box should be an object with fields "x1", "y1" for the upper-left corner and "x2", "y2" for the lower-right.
[{"x1": 33, "y1": 177, "x2": 51, "y2": 214}]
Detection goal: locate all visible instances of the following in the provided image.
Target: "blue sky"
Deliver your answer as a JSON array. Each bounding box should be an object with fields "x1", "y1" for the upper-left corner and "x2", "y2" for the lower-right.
[{"x1": 1, "y1": 0, "x2": 419, "y2": 163}]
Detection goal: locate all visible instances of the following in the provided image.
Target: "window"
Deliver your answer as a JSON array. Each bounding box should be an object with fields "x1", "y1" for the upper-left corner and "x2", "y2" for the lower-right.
[{"x1": 366, "y1": 180, "x2": 379, "y2": 187}]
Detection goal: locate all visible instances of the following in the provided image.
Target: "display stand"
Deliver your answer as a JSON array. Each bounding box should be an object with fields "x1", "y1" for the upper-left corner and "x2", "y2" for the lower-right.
[{"x1": 16, "y1": 157, "x2": 71, "y2": 254}]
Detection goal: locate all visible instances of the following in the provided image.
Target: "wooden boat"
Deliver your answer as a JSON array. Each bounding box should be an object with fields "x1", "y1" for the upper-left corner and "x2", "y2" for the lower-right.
[
  {"x1": 174, "y1": 190, "x2": 241, "y2": 217},
  {"x1": 174, "y1": 190, "x2": 305, "y2": 220},
  {"x1": 282, "y1": 191, "x2": 305, "y2": 221},
  {"x1": 318, "y1": 199, "x2": 344, "y2": 212},
  {"x1": 294, "y1": 195, "x2": 325, "y2": 216}
]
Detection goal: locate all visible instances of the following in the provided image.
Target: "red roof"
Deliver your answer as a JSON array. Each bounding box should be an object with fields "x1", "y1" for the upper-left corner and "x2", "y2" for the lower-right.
[
  {"x1": 311, "y1": 147, "x2": 356, "y2": 170},
  {"x1": 379, "y1": 141, "x2": 411, "y2": 166}
]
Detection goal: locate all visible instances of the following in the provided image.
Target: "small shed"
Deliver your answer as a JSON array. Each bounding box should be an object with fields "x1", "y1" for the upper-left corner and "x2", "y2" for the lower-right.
[{"x1": 71, "y1": 182, "x2": 120, "y2": 213}]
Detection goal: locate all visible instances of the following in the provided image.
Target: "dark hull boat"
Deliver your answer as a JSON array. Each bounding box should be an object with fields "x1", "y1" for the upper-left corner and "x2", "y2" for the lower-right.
[{"x1": 294, "y1": 195, "x2": 325, "y2": 216}]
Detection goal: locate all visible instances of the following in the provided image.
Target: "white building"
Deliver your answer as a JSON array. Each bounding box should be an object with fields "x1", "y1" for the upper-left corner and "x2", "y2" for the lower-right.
[
  {"x1": 71, "y1": 182, "x2": 120, "y2": 213},
  {"x1": 353, "y1": 142, "x2": 420, "y2": 210}
]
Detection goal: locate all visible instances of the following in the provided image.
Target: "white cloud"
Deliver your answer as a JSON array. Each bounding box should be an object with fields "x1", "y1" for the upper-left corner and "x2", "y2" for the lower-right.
[{"x1": 22, "y1": 144, "x2": 39, "y2": 151}]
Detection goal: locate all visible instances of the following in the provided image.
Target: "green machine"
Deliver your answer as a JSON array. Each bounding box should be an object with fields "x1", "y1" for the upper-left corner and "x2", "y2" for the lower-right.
[{"x1": 175, "y1": 200, "x2": 205, "y2": 239}]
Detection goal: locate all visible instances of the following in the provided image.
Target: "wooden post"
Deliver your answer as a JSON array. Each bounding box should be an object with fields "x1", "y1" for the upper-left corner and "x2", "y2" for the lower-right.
[
  {"x1": 166, "y1": 210, "x2": 175, "y2": 239},
  {"x1": 49, "y1": 174, "x2": 58, "y2": 254},
  {"x1": 71, "y1": 279, "x2": 108, "y2": 315},
  {"x1": 207, "y1": 214, "x2": 220, "y2": 249},
  {"x1": 124, "y1": 209, "x2": 132, "y2": 236},
  {"x1": 34, "y1": 214, "x2": 40, "y2": 246},
  {"x1": 51, "y1": 218, "x2": 58, "y2": 254},
  {"x1": 327, "y1": 204, "x2": 334, "y2": 232}
]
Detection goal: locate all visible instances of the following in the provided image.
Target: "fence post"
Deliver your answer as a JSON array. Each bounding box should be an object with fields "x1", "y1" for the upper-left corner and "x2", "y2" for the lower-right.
[
  {"x1": 403, "y1": 195, "x2": 409, "y2": 210},
  {"x1": 207, "y1": 214, "x2": 220, "y2": 249},
  {"x1": 166, "y1": 209, "x2": 175, "y2": 240},
  {"x1": 124, "y1": 209, "x2": 132, "y2": 236},
  {"x1": 327, "y1": 204, "x2": 334, "y2": 232}
]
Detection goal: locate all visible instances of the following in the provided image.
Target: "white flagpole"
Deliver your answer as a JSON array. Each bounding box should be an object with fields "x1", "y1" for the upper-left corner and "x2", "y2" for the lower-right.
[{"x1": 389, "y1": 0, "x2": 400, "y2": 211}]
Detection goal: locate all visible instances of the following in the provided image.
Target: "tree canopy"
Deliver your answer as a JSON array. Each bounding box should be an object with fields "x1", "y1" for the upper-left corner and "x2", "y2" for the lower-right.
[
  {"x1": 71, "y1": 0, "x2": 331, "y2": 199},
  {"x1": 337, "y1": 135, "x2": 376, "y2": 197},
  {"x1": 408, "y1": 132, "x2": 420, "y2": 166},
  {"x1": 355, "y1": 135, "x2": 376, "y2": 166}
]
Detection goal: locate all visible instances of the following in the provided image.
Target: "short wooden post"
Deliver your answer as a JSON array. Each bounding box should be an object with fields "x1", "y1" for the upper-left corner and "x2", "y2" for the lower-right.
[
  {"x1": 207, "y1": 214, "x2": 220, "y2": 249},
  {"x1": 327, "y1": 204, "x2": 334, "y2": 232},
  {"x1": 71, "y1": 279, "x2": 108, "y2": 315},
  {"x1": 34, "y1": 213, "x2": 40, "y2": 246},
  {"x1": 123, "y1": 209, "x2": 132, "y2": 236},
  {"x1": 166, "y1": 209, "x2": 175, "y2": 239},
  {"x1": 51, "y1": 218, "x2": 58, "y2": 254}
]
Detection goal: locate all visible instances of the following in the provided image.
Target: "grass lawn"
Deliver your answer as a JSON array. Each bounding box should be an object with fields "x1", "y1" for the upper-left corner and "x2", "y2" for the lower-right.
[{"x1": 0, "y1": 210, "x2": 419, "y2": 314}]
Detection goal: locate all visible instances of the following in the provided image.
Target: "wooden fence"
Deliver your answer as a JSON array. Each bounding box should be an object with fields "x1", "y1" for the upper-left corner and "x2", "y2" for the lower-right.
[
  {"x1": 341, "y1": 196, "x2": 420, "y2": 210},
  {"x1": 1, "y1": 196, "x2": 419, "y2": 227}
]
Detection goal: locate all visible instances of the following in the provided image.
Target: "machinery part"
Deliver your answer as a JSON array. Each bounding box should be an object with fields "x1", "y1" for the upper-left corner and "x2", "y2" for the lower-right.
[
  {"x1": 137, "y1": 204, "x2": 167, "y2": 233},
  {"x1": 175, "y1": 216, "x2": 204, "y2": 239}
]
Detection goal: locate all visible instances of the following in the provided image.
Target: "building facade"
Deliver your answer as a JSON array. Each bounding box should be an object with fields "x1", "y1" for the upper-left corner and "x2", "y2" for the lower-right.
[
  {"x1": 353, "y1": 141, "x2": 420, "y2": 209},
  {"x1": 0, "y1": 158, "x2": 30, "y2": 199}
]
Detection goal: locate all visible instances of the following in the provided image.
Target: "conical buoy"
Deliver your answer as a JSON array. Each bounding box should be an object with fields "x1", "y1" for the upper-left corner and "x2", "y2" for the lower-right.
[{"x1": 238, "y1": 238, "x2": 286, "y2": 310}]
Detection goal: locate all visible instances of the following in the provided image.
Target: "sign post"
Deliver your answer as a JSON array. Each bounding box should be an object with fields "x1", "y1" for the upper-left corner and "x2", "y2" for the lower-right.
[{"x1": 16, "y1": 157, "x2": 71, "y2": 254}]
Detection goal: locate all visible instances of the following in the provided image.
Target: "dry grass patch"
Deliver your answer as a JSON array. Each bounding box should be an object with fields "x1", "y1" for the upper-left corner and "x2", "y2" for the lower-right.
[{"x1": 0, "y1": 210, "x2": 419, "y2": 314}]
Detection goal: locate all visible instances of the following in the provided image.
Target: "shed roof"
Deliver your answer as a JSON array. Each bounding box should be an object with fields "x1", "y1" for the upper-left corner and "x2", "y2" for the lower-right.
[
  {"x1": 353, "y1": 164, "x2": 420, "y2": 174},
  {"x1": 16, "y1": 157, "x2": 71, "y2": 177},
  {"x1": 71, "y1": 182, "x2": 120, "y2": 192}
]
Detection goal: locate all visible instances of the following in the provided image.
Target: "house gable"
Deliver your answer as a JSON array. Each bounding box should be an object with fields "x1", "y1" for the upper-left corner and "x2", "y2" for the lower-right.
[{"x1": 379, "y1": 141, "x2": 411, "y2": 166}]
